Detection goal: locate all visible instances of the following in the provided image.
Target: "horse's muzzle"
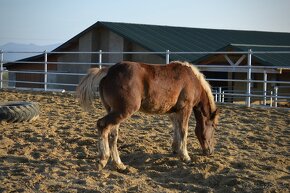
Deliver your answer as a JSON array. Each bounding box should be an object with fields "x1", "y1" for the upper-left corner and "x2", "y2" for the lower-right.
[{"x1": 203, "y1": 147, "x2": 214, "y2": 156}]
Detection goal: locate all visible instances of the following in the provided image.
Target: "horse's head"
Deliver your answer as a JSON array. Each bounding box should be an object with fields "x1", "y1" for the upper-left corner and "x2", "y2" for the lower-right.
[{"x1": 194, "y1": 107, "x2": 219, "y2": 156}]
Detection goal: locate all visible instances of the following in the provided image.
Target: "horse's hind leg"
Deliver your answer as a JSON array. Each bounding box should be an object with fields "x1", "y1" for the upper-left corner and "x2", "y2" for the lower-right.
[
  {"x1": 96, "y1": 121, "x2": 111, "y2": 170},
  {"x1": 96, "y1": 111, "x2": 132, "y2": 170},
  {"x1": 109, "y1": 124, "x2": 126, "y2": 170}
]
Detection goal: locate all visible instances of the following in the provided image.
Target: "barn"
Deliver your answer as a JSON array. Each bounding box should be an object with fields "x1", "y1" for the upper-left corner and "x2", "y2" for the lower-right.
[{"x1": 4, "y1": 21, "x2": 290, "y2": 99}]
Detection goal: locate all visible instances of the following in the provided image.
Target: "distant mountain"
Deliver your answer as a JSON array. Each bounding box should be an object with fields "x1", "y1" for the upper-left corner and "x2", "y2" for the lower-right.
[{"x1": 0, "y1": 42, "x2": 61, "y2": 62}]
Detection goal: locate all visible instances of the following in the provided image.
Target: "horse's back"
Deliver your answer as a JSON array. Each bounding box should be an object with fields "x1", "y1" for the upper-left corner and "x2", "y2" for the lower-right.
[{"x1": 100, "y1": 61, "x2": 200, "y2": 114}]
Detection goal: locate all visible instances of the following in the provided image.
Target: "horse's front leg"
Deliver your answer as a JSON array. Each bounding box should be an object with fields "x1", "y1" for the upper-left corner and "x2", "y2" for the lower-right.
[
  {"x1": 177, "y1": 122, "x2": 191, "y2": 162},
  {"x1": 109, "y1": 124, "x2": 126, "y2": 170},
  {"x1": 170, "y1": 107, "x2": 192, "y2": 162},
  {"x1": 169, "y1": 114, "x2": 179, "y2": 155}
]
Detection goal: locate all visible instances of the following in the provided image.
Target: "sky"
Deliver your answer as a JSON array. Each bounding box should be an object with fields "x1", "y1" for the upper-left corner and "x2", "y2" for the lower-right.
[{"x1": 1, "y1": 0, "x2": 290, "y2": 46}]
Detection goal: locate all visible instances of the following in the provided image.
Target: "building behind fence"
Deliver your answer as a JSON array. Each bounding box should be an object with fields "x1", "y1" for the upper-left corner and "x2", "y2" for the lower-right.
[{"x1": 1, "y1": 21, "x2": 290, "y2": 108}]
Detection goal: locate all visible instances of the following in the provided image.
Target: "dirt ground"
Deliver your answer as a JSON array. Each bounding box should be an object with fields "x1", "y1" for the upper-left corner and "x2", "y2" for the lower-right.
[{"x1": 0, "y1": 90, "x2": 289, "y2": 193}]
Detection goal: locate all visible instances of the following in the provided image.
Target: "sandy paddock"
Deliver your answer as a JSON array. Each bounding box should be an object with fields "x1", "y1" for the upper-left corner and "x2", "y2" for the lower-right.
[{"x1": 0, "y1": 90, "x2": 289, "y2": 192}]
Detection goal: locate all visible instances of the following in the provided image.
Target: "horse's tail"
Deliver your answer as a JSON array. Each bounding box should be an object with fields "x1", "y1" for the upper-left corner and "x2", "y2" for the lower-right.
[{"x1": 76, "y1": 67, "x2": 108, "y2": 111}]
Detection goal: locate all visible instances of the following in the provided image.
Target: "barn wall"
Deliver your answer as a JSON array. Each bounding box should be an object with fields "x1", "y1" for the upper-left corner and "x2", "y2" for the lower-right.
[
  {"x1": 107, "y1": 31, "x2": 124, "y2": 63},
  {"x1": 6, "y1": 61, "x2": 57, "y2": 89},
  {"x1": 55, "y1": 45, "x2": 79, "y2": 90},
  {"x1": 130, "y1": 44, "x2": 164, "y2": 64},
  {"x1": 79, "y1": 31, "x2": 93, "y2": 70},
  {"x1": 98, "y1": 28, "x2": 110, "y2": 63}
]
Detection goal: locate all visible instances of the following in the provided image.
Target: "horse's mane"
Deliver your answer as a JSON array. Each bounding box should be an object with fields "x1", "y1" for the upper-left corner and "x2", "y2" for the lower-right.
[{"x1": 172, "y1": 61, "x2": 217, "y2": 113}]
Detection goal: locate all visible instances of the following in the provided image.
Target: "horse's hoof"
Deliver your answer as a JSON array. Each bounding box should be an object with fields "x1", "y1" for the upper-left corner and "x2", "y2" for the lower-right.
[
  {"x1": 115, "y1": 163, "x2": 127, "y2": 171},
  {"x1": 118, "y1": 166, "x2": 138, "y2": 174},
  {"x1": 96, "y1": 163, "x2": 104, "y2": 171},
  {"x1": 180, "y1": 155, "x2": 191, "y2": 163},
  {"x1": 203, "y1": 149, "x2": 214, "y2": 156},
  {"x1": 96, "y1": 160, "x2": 107, "y2": 171}
]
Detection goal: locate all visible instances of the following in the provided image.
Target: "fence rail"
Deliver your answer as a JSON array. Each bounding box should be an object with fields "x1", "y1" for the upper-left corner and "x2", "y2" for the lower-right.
[{"x1": 1, "y1": 50, "x2": 290, "y2": 108}]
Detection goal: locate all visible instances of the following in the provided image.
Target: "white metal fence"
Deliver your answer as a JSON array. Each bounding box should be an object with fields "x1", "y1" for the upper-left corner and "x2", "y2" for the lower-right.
[{"x1": 0, "y1": 50, "x2": 290, "y2": 108}]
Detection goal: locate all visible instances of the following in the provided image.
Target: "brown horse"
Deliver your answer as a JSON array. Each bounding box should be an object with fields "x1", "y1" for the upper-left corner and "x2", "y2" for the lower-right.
[{"x1": 76, "y1": 61, "x2": 219, "y2": 171}]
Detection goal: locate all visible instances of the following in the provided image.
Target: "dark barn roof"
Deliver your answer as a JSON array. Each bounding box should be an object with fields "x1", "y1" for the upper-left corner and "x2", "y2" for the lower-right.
[
  {"x1": 5, "y1": 21, "x2": 290, "y2": 67},
  {"x1": 98, "y1": 22, "x2": 290, "y2": 66}
]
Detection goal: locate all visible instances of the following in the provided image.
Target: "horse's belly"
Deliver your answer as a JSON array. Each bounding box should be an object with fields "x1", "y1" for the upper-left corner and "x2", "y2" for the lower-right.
[{"x1": 140, "y1": 98, "x2": 177, "y2": 114}]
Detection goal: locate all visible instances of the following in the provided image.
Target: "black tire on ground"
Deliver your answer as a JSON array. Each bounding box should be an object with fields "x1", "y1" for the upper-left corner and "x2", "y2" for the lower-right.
[{"x1": 0, "y1": 101, "x2": 40, "y2": 123}]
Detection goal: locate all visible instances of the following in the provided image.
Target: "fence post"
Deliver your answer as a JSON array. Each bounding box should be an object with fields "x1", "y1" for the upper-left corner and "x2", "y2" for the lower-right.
[
  {"x1": 263, "y1": 71, "x2": 267, "y2": 105},
  {"x1": 44, "y1": 50, "x2": 48, "y2": 91},
  {"x1": 99, "y1": 50, "x2": 102, "y2": 69},
  {"x1": 166, "y1": 50, "x2": 170, "y2": 64},
  {"x1": 270, "y1": 91, "x2": 273, "y2": 107},
  {"x1": 274, "y1": 87, "x2": 278, "y2": 107},
  {"x1": 0, "y1": 50, "x2": 3, "y2": 89},
  {"x1": 218, "y1": 87, "x2": 222, "y2": 102},
  {"x1": 246, "y1": 49, "x2": 252, "y2": 107}
]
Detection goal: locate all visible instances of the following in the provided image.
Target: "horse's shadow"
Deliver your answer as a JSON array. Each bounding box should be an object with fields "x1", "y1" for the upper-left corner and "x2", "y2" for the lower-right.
[{"x1": 118, "y1": 150, "x2": 216, "y2": 191}]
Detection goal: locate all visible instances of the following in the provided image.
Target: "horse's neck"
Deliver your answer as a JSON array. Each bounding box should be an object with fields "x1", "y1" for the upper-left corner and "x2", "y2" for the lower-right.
[{"x1": 198, "y1": 90, "x2": 212, "y2": 118}]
